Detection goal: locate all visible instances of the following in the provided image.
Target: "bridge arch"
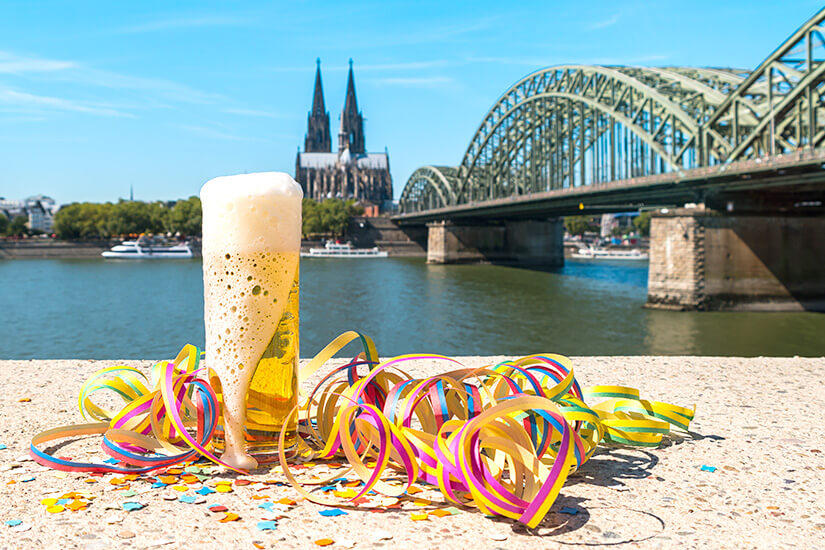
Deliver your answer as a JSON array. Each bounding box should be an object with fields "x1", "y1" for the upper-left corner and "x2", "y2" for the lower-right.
[
  {"x1": 398, "y1": 166, "x2": 459, "y2": 213},
  {"x1": 397, "y1": 7, "x2": 825, "y2": 214}
]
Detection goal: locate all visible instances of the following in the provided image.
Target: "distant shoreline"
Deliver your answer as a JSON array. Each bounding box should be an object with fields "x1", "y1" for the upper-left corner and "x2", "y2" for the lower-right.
[{"x1": 0, "y1": 238, "x2": 425, "y2": 259}]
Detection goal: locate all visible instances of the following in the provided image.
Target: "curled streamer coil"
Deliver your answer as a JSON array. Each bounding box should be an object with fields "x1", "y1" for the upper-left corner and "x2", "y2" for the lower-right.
[{"x1": 31, "y1": 331, "x2": 694, "y2": 528}]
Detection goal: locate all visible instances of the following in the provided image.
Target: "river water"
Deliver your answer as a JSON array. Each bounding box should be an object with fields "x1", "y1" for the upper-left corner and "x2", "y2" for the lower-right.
[{"x1": 1, "y1": 258, "x2": 823, "y2": 359}]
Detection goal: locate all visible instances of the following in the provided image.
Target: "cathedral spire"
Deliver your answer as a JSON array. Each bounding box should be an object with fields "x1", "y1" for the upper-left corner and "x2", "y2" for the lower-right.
[
  {"x1": 339, "y1": 58, "x2": 365, "y2": 154},
  {"x1": 311, "y1": 58, "x2": 326, "y2": 115},
  {"x1": 305, "y1": 58, "x2": 331, "y2": 153}
]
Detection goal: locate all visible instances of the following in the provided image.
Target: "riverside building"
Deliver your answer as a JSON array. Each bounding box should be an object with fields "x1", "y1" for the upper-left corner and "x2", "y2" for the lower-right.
[{"x1": 294, "y1": 59, "x2": 393, "y2": 210}]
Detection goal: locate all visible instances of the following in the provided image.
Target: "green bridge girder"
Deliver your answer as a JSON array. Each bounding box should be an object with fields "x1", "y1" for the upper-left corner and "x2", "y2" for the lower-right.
[{"x1": 399, "y1": 7, "x2": 825, "y2": 215}]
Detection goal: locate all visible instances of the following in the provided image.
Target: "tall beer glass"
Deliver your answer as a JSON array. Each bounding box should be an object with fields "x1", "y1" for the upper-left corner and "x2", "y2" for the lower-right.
[{"x1": 200, "y1": 172, "x2": 302, "y2": 470}]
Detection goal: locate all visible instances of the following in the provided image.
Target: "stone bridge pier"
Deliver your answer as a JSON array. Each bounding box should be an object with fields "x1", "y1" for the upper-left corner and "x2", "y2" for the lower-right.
[
  {"x1": 426, "y1": 219, "x2": 564, "y2": 266},
  {"x1": 646, "y1": 207, "x2": 825, "y2": 311}
]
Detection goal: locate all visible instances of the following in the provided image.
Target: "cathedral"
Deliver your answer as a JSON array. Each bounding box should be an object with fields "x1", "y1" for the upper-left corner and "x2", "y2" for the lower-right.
[{"x1": 295, "y1": 60, "x2": 393, "y2": 207}]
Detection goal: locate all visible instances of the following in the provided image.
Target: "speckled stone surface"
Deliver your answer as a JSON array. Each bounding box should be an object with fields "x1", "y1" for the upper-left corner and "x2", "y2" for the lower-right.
[{"x1": 1, "y1": 356, "x2": 824, "y2": 549}]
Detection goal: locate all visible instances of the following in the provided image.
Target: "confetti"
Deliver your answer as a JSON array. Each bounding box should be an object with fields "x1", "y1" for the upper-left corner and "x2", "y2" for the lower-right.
[
  {"x1": 46, "y1": 505, "x2": 65, "y2": 513},
  {"x1": 209, "y1": 505, "x2": 228, "y2": 513},
  {"x1": 4, "y1": 520, "x2": 22, "y2": 527},
  {"x1": 219, "y1": 512, "x2": 240, "y2": 523},
  {"x1": 122, "y1": 502, "x2": 145, "y2": 511},
  {"x1": 20, "y1": 476, "x2": 35, "y2": 482},
  {"x1": 314, "y1": 539, "x2": 334, "y2": 547},
  {"x1": 103, "y1": 458, "x2": 120, "y2": 465},
  {"x1": 0, "y1": 444, "x2": 7, "y2": 450},
  {"x1": 18, "y1": 397, "x2": 31, "y2": 402},
  {"x1": 234, "y1": 479, "x2": 251, "y2": 486},
  {"x1": 410, "y1": 512, "x2": 429, "y2": 521},
  {"x1": 319, "y1": 508, "x2": 348, "y2": 517},
  {"x1": 489, "y1": 532, "x2": 508, "y2": 541},
  {"x1": 67, "y1": 500, "x2": 87, "y2": 512},
  {"x1": 278, "y1": 498, "x2": 296, "y2": 506},
  {"x1": 428, "y1": 509, "x2": 452, "y2": 518},
  {"x1": 41, "y1": 498, "x2": 58, "y2": 506},
  {"x1": 195, "y1": 486, "x2": 215, "y2": 495},
  {"x1": 11, "y1": 523, "x2": 31, "y2": 533},
  {"x1": 560, "y1": 506, "x2": 579, "y2": 515},
  {"x1": 29, "y1": 334, "x2": 695, "y2": 530},
  {"x1": 257, "y1": 521, "x2": 278, "y2": 531},
  {"x1": 171, "y1": 485, "x2": 189, "y2": 492},
  {"x1": 179, "y1": 495, "x2": 197, "y2": 504},
  {"x1": 700, "y1": 465, "x2": 717, "y2": 472}
]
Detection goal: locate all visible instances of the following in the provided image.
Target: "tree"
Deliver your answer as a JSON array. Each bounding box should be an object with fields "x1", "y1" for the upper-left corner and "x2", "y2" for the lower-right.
[
  {"x1": 166, "y1": 196, "x2": 202, "y2": 236},
  {"x1": 633, "y1": 212, "x2": 651, "y2": 236},
  {"x1": 7, "y1": 215, "x2": 29, "y2": 237},
  {"x1": 0, "y1": 214, "x2": 8, "y2": 235},
  {"x1": 564, "y1": 215, "x2": 598, "y2": 236},
  {"x1": 54, "y1": 202, "x2": 111, "y2": 239},
  {"x1": 301, "y1": 198, "x2": 365, "y2": 238}
]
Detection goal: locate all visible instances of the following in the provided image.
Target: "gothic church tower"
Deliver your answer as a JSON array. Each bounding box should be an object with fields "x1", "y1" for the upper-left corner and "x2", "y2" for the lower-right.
[
  {"x1": 304, "y1": 59, "x2": 331, "y2": 153},
  {"x1": 296, "y1": 59, "x2": 392, "y2": 207},
  {"x1": 338, "y1": 59, "x2": 365, "y2": 154}
]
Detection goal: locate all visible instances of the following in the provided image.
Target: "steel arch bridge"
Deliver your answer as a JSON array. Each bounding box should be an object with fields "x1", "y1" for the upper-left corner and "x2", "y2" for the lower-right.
[{"x1": 398, "y1": 7, "x2": 825, "y2": 218}]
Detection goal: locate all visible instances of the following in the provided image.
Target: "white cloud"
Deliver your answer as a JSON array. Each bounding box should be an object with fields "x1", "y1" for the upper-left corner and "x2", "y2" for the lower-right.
[
  {"x1": 116, "y1": 15, "x2": 249, "y2": 34},
  {"x1": 587, "y1": 14, "x2": 620, "y2": 31},
  {"x1": 369, "y1": 76, "x2": 453, "y2": 88},
  {"x1": 175, "y1": 124, "x2": 260, "y2": 142},
  {"x1": 0, "y1": 51, "x2": 76, "y2": 74},
  {"x1": 223, "y1": 107, "x2": 284, "y2": 118},
  {"x1": 0, "y1": 89, "x2": 133, "y2": 117}
]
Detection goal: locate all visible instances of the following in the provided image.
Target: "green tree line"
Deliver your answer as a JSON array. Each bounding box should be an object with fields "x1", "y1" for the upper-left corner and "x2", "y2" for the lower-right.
[
  {"x1": 53, "y1": 197, "x2": 202, "y2": 239},
  {"x1": 564, "y1": 212, "x2": 651, "y2": 237},
  {"x1": 49, "y1": 196, "x2": 364, "y2": 240}
]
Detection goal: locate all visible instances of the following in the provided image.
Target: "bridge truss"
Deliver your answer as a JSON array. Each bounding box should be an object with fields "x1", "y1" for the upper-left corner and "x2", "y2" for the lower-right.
[{"x1": 399, "y1": 7, "x2": 825, "y2": 215}]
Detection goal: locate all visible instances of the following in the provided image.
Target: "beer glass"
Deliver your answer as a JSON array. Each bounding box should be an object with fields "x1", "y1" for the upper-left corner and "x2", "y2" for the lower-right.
[{"x1": 200, "y1": 172, "x2": 302, "y2": 469}]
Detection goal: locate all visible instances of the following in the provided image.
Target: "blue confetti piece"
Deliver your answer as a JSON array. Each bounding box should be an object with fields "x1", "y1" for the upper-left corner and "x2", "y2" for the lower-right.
[
  {"x1": 56, "y1": 498, "x2": 71, "y2": 505},
  {"x1": 179, "y1": 495, "x2": 197, "y2": 504},
  {"x1": 560, "y1": 507, "x2": 579, "y2": 515},
  {"x1": 195, "y1": 486, "x2": 215, "y2": 495},
  {"x1": 20, "y1": 476, "x2": 35, "y2": 482},
  {"x1": 122, "y1": 502, "x2": 145, "y2": 511},
  {"x1": 320, "y1": 485, "x2": 337, "y2": 492},
  {"x1": 319, "y1": 508, "x2": 348, "y2": 517},
  {"x1": 103, "y1": 458, "x2": 120, "y2": 465},
  {"x1": 5, "y1": 520, "x2": 22, "y2": 527},
  {"x1": 257, "y1": 521, "x2": 278, "y2": 531},
  {"x1": 0, "y1": 444, "x2": 7, "y2": 450},
  {"x1": 258, "y1": 502, "x2": 275, "y2": 512},
  {"x1": 331, "y1": 478, "x2": 348, "y2": 483},
  {"x1": 151, "y1": 482, "x2": 167, "y2": 489},
  {"x1": 700, "y1": 465, "x2": 717, "y2": 473}
]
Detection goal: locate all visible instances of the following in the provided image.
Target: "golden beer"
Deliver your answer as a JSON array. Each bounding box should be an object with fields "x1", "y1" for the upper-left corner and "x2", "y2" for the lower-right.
[{"x1": 201, "y1": 172, "x2": 302, "y2": 469}]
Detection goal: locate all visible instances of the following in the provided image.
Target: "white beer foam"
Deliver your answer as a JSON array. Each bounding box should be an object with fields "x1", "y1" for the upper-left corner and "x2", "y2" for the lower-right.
[
  {"x1": 201, "y1": 171, "x2": 303, "y2": 254},
  {"x1": 200, "y1": 171, "x2": 302, "y2": 471}
]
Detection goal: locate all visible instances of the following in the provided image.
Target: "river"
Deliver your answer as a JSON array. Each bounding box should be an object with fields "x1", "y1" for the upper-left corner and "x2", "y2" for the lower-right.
[{"x1": 1, "y1": 258, "x2": 823, "y2": 359}]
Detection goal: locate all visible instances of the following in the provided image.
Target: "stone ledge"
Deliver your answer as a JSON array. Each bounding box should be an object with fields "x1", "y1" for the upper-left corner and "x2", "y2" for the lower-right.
[{"x1": 1, "y1": 356, "x2": 824, "y2": 548}]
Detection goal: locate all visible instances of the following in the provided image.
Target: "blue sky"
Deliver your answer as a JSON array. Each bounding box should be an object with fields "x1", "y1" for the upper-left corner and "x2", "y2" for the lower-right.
[{"x1": 0, "y1": 0, "x2": 822, "y2": 204}]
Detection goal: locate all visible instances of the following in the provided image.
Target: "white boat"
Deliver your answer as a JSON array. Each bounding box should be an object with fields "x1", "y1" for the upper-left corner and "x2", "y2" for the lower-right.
[
  {"x1": 102, "y1": 239, "x2": 194, "y2": 259},
  {"x1": 301, "y1": 241, "x2": 388, "y2": 258},
  {"x1": 571, "y1": 246, "x2": 648, "y2": 261}
]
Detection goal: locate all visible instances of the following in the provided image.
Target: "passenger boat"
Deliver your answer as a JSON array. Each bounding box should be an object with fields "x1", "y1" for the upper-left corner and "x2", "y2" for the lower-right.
[
  {"x1": 571, "y1": 246, "x2": 648, "y2": 261},
  {"x1": 301, "y1": 241, "x2": 388, "y2": 258},
  {"x1": 102, "y1": 239, "x2": 194, "y2": 259}
]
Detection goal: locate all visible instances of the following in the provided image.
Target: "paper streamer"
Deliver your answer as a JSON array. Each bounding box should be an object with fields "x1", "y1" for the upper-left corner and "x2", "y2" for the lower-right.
[{"x1": 30, "y1": 331, "x2": 694, "y2": 528}]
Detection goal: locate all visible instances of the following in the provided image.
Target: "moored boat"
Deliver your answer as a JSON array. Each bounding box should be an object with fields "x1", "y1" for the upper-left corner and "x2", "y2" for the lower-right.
[
  {"x1": 301, "y1": 241, "x2": 388, "y2": 258},
  {"x1": 102, "y1": 238, "x2": 193, "y2": 259},
  {"x1": 571, "y1": 246, "x2": 648, "y2": 261}
]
